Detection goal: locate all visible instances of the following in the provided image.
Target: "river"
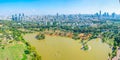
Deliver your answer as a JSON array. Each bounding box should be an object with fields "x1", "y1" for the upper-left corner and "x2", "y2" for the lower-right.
[{"x1": 23, "y1": 33, "x2": 111, "y2": 60}]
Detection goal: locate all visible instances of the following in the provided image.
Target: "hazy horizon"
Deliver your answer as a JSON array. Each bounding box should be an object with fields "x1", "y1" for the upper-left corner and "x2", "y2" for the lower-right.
[{"x1": 0, "y1": 0, "x2": 120, "y2": 15}]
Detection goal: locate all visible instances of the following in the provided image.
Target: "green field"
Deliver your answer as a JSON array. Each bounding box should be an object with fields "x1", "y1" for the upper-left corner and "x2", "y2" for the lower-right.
[{"x1": 0, "y1": 43, "x2": 26, "y2": 60}]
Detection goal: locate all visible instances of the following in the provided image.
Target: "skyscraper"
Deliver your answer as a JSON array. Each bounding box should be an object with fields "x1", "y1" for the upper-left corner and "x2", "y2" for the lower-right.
[
  {"x1": 18, "y1": 13, "x2": 21, "y2": 20},
  {"x1": 98, "y1": 10, "x2": 102, "y2": 19},
  {"x1": 112, "y1": 12, "x2": 116, "y2": 19},
  {"x1": 12, "y1": 15, "x2": 15, "y2": 21},
  {"x1": 15, "y1": 14, "x2": 17, "y2": 21},
  {"x1": 99, "y1": 10, "x2": 101, "y2": 17},
  {"x1": 11, "y1": 13, "x2": 25, "y2": 21},
  {"x1": 56, "y1": 13, "x2": 59, "y2": 20}
]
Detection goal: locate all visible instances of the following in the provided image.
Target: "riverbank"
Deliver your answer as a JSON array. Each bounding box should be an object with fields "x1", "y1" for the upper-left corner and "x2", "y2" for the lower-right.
[{"x1": 112, "y1": 48, "x2": 120, "y2": 60}]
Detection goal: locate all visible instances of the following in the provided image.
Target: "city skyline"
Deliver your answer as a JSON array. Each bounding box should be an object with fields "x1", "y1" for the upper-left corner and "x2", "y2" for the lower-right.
[{"x1": 0, "y1": 0, "x2": 120, "y2": 15}]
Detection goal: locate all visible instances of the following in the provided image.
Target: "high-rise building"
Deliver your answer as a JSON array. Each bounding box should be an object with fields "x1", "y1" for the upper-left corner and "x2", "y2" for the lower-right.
[
  {"x1": 98, "y1": 10, "x2": 102, "y2": 19},
  {"x1": 11, "y1": 13, "x2": 25, "y2": 21},
  {"x1": 94, "y1": 12, "x2": 99, "y2": 17},
  {"x1": 106, "y1": 12, "x2": 109, "y2": 17},
  {"x1": 112, "y1": 12, "x2": 116, "y2": 18},
  {"x1": 56, "y1": 13, "x2": 59, "y2": 20},
  {"x1": 15, "y1": 14, "x2": 17, "y2": 21},
  {"x1": 99, "y1": 10, "x2": 101, "y2": 16},
  {"x1": 22, "y1": 13, "x2": 24, "y2": 17},
  {"x1": 18, "y1": 13, "x2": 21, "y2": 20},
  {"x1": 12, "y1": 15, "x2": 15, "y2": 21}
]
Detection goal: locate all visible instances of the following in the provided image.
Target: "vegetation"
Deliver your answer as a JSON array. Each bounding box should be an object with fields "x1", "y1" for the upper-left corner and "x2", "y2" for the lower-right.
[
  {"x1": 0, "y1": 20, "x2": 41, "y2": 60},
  {"x1": 72, "y1": 33, "x2": 80, "y2": 40},
  {"x1": 24, "y1": 49, "x2": 31, "y2": 54},
  {"x1": 36, "y1": 33, "x2": 45, "y2": 40},
  {"x1": 81, "y1": 44, "x2": 89, "y2": 51},
  {"x1": 0, "y1": 44, "x2": 26, "y2": 60},
  {"x1": 0, "y1": 19, "x2": 120, "y2": 59}
]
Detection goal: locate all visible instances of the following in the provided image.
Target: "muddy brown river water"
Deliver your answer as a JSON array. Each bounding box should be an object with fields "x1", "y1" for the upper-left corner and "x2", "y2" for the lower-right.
[{"x1": 23, "y1": 33, "x2": 111, "y2": 60}]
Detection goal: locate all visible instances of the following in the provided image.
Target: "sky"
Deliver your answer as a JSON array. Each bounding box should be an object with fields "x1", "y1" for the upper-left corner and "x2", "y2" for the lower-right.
[{"x1": 0, "y1": 0, "x2": 120, "y2": 15}]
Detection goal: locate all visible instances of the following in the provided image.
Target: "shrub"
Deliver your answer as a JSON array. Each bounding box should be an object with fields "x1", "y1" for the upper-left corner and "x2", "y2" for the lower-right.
[{"x1": 24, "y1": 49, "x2": 31, "y2": 54}]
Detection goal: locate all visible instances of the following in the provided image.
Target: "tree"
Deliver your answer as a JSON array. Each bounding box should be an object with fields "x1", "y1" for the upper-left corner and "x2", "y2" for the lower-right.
[
  {"x1": 114, "y1": 36, "x2": 120, "y2": 46},
  {"x1": 81, "y1": 44, "x2": 89, "y2": 51},
  {"x1": 36, "y1": 33, "x2": 45, "y2": 40},
  {"x1": 72, "y1": 33, "x2": 80, "y2": 40},
  {"x1": 21, "y1": 54, "x2": 27, "y2": 60},
  {"x1": 24, "y1": 49, "x2": 31, "y2": 54}
]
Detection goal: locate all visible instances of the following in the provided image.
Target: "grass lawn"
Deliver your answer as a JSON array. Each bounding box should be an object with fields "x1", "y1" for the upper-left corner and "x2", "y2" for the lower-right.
[{"x1": 0, "y1": 44, "x2": 26, "y2": 60}]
